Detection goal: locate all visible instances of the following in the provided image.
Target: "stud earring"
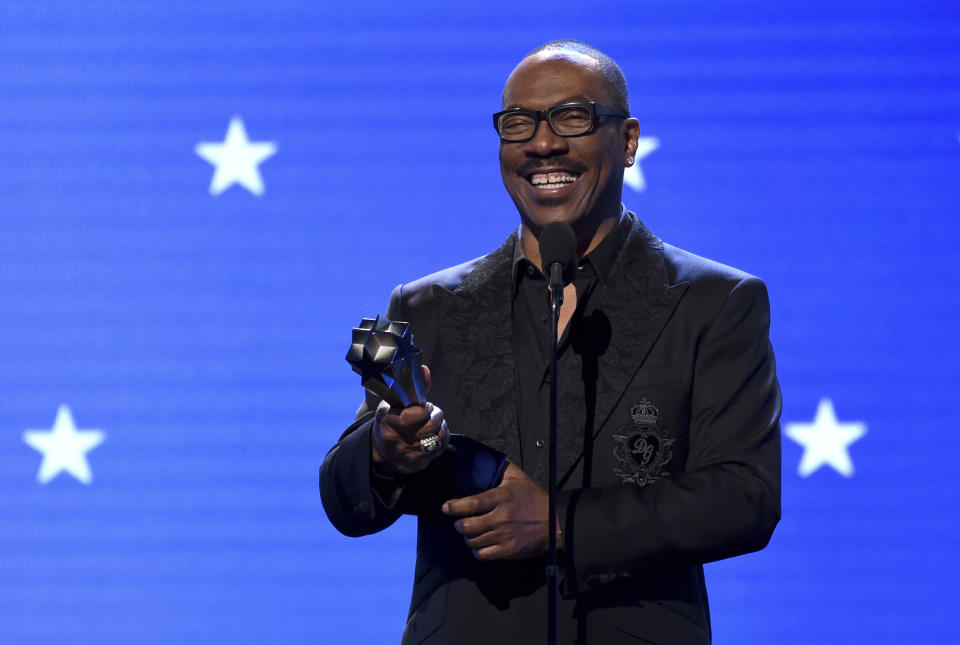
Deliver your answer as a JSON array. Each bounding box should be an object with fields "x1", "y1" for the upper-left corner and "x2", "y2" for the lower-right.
[{"x1": 625, "y1": 157, "x2": 635, "y2": 166}]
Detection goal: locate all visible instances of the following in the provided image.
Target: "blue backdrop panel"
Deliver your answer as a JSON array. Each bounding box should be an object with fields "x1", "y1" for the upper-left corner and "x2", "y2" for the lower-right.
[{"x1": 1, "y1": 1, "x2": 958, "y2": 643}]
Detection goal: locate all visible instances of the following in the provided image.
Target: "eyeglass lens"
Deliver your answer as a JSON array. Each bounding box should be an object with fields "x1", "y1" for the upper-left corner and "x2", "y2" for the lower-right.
[{"x1": 498, "y1": 105, "x2": 593, "y2": 141}]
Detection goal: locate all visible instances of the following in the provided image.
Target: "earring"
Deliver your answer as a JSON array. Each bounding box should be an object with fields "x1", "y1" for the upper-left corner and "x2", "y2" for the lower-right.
[{"x1": 625, "y1": 157, "x2": 635, "y2": 166}]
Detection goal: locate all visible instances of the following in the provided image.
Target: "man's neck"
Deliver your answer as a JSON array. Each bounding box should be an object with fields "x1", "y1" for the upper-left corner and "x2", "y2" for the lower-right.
[{"x1": 521, "y1": 213, "x2": 619, "y2": 273}]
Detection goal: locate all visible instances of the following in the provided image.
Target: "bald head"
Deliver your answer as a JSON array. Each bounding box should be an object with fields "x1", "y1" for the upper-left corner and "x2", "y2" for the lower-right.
[{"x1": 503, "y1": 40, "x2": 630, "y2": 116}]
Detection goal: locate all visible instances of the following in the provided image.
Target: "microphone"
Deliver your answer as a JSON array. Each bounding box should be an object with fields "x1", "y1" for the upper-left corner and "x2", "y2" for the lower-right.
[{"x1": 538, "y1": 221, "x2": 578, "y2": 291}]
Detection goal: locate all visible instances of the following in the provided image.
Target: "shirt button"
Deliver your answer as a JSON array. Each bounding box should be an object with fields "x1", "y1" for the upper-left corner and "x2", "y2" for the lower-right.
[
  {"x1": 526, "y1": 265, "x2": 536, "y2": 276},
  {"x1": 535, "y1": 439, "x2": 545, "y2": 448},
  {"x1": 539, "y1": 312, "x2": 548, "y2": 323}
]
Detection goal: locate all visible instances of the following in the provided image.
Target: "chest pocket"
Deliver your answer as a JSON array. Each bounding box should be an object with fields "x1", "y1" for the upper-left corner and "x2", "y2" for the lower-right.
[{"x1": 631, "y1": 363, "x2": 684, "y2": 389}]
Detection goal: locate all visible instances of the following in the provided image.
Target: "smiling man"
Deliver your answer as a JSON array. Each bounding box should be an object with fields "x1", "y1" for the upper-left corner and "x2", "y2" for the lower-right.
[
  {"x1": 321, "y1": 40, "x2": 781, "y2": 645},
  {"x1": 498, "y1": 46, "x2": 636, "y2": 263}
]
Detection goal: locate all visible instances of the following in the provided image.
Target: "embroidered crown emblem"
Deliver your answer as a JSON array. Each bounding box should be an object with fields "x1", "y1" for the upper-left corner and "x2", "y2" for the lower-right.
[
  {"x1": 629, "y1": 398, "x2": 660, "y2": 426},
  {"x1": 613, "y1": 397, "x2": 674, "y2": 487}
]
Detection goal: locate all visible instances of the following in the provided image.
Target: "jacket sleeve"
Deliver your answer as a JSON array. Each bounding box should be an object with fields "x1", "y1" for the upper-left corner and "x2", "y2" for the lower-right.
[
  {"x1": 318, "y1": 283, "x2": 453, "y2": 537},
  {"x1": 558, "y1": 276, "x2": 782, "y2": 594},
  {"x1": 319, "y1": 411, "x2": 400, "y2": 537}
]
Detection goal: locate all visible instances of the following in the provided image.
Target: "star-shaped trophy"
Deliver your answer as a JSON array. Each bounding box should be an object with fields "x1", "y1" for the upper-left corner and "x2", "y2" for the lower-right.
[
  {"x1": 346, "y1": 314, "x2": 507, "y2": 497},
  {"x1": 346, "y1": 315, "x2": 427, "y2": 409}
]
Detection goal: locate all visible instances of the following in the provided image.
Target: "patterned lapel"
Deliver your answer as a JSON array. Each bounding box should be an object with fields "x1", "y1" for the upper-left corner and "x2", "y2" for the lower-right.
[
  {"x1": 433, "y1": 234, "x2": 522, "y2": 463},
  {"x1": 591, "y1": 213, "x2": 689, "y2": 431}
]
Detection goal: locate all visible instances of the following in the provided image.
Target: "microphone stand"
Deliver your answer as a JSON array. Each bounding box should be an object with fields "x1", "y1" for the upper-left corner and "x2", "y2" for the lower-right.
[{"x1": 546, "y1": 264, "x2": 563, "y2": 645}]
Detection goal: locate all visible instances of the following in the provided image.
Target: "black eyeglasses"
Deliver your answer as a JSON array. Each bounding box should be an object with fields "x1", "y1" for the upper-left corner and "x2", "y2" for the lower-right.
[{"x1": 492, "y1": 101, "x2": 628, "y2": 142}]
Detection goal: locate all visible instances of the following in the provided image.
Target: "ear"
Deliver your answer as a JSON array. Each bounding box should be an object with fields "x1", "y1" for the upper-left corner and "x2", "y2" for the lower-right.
[{"x1": 622, "y1": 118, "x2": 641, "y2": 162}]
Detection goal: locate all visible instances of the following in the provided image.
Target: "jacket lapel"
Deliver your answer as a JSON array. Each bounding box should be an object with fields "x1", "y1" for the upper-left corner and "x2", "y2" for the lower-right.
[
  {"x1": 558, "y1": 214, "x2": 688, "y2": 484},
  {"x1": 434, "y1": 235, "x2": 522, "y2": 464},
  {"x1": 592, "y1": 214, "x2": 688, "y2": 431}
]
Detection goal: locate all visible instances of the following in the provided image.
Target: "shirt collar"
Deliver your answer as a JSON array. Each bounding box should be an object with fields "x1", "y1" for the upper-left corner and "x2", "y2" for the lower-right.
[{"x1": 511, "y1": 207, "x2": 629, "y2": 286}]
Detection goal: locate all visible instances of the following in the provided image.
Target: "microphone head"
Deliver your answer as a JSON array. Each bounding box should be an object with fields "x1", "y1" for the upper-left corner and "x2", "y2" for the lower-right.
[{"x1": 538, "y1": 221, "x2": 578, "y2": 286}]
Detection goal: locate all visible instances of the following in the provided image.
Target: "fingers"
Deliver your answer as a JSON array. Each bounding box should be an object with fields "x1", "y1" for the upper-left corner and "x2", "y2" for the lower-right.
[
  {"x1": 422, "y1": 364, "x2": 431, "y2": 394},
  {"x1": 451, "y1": 513, "x2": 525, "y2": 561},
  {"x1": 381, "y1": 402, "x2": 445, "y2": 441},
  {"x1": 465, "y1": 530, "x2": 506, "y2": 560},
  {"x1": 451, "y1": 508, "x2": 494, "y2": 539},
  {"x1": 449, "y1": 506, "x2": 504, "y2": 560},
  {"x1": 372, "y1": 401, "x2": 448, "y2": 475},
  {"x1": 442, "y1": 489, "x2": 498, "y2": 517},
  {"x1": 379, "y1": 401, "x2": 430, "y2": 437},
  {"x1": 472, "y1": 545, "x2": 505, "y2": 561},
  {"x1": 426, "y1": 405, "x2": 446, "y2": 441},
  {"x1": 369, "y1": 363, "x2": 442, "y2": 475}
]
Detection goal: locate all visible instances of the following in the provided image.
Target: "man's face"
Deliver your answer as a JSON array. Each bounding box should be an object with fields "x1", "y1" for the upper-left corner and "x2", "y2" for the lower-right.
[{"x1": 499, "y1": 52, "x2": 639, "y2": 236}]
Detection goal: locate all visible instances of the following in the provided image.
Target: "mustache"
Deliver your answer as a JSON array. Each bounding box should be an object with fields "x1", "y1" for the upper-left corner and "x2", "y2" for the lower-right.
[{"x1": 516, "y1": 157, "x2": 587, "y2": 177}]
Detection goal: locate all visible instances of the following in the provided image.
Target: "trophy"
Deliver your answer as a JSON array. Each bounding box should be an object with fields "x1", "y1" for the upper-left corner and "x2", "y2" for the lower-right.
[
  {"x1": 346, "y1": 315, "x2": 427, "y2": 409},
  {"x1": 347, "y1": 315, "x2": 506, "y2": 495}
]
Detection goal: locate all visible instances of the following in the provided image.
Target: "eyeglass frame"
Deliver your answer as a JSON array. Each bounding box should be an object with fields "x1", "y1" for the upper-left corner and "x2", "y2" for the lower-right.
[{"x1": 492, "y1": 101, "x2": 630, "y2": 143}]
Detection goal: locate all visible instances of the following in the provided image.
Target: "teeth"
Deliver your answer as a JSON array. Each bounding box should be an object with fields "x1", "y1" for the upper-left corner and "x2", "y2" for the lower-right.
[{"x1": 529, "y1": 172, "x2": 579, "y2": 186}]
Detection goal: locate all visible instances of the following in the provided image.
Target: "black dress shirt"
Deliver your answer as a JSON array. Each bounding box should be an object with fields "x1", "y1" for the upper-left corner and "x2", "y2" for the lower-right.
[{"x1": 511, "y1": 216, "x2": 628, "y2": 485}]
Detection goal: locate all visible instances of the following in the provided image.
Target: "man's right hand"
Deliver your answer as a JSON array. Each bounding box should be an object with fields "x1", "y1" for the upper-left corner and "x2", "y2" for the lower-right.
[{"x1": 371, "y1": 365, "x2": 448, "y2": 476}]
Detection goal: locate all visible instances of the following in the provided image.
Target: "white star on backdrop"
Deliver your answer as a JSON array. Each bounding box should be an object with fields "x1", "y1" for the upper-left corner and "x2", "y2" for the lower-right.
[
  {"x1": 195, "y1": 116, "x2": 277, "y2": 196},
  {"x1": 785, "y1": 398, "x2": 866, "y2": 478},
  {"x1": 23, "y1": 405, "x2": 105, "y2": 484},
  {"x1": 623, "y1": 135, "x2": 659, "y2": 192}
]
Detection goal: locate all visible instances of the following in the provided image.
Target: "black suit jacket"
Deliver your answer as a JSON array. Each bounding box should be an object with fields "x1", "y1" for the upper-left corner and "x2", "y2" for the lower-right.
[{"x1": 321, "y1": 212, "x2": 781, "y2": 644}]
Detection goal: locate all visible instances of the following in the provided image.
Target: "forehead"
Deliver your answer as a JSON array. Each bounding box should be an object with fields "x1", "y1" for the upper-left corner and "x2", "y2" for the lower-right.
[{"x1": 502, "y1": 51, "x2": 610, "y2": 110}]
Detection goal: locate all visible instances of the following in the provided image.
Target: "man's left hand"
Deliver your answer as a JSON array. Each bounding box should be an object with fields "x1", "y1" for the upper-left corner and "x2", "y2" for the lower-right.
[{"x1": 442, "y1": 461, "x2": 556, "y2": 560}]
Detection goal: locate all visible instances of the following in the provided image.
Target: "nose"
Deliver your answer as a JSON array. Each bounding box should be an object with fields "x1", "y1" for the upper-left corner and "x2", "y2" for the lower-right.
[{"x1": 524, "y1": 118, "x2": 569, "y2": 158}]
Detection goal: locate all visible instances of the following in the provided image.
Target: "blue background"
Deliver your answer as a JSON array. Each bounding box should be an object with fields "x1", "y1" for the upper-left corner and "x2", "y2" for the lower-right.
[{"x1": 2, "y1": 1, "x2": 959, "y2": 642}]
